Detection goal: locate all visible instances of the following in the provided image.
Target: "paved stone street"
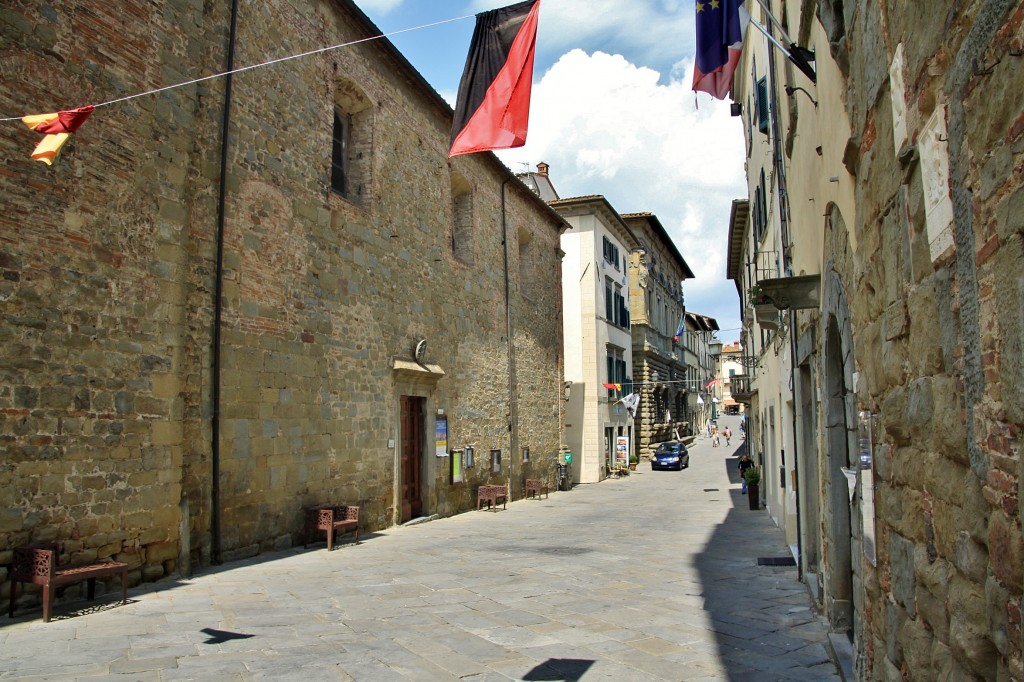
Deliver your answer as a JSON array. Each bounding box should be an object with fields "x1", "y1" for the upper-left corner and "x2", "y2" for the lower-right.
[{"x1": 2, "y1": 417, "x2": 841, "y2": 681}]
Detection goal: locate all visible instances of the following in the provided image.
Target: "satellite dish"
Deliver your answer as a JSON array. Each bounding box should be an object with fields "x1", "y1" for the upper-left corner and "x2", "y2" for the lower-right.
[{"x1": 414, "y1": 339, "x2": 427, "y2": 363}]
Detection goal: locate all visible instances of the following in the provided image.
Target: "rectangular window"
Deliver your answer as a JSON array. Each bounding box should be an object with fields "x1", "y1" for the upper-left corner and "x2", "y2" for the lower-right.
[
  {"x1": 602, "y1": 236, "x2": 620, "y2": 269},
  {"x1": 608, "y1": 284, "x2": 628, "y2": 329},
  {"x1": 605, "y1": 277, "x2": 614, "y2": 321},
  {"x1": 756, "y1": 77, "x2": 769, "y2": 134},
  {"x1": 606, "y1": 348, "x2": 627, "y2": 399}
]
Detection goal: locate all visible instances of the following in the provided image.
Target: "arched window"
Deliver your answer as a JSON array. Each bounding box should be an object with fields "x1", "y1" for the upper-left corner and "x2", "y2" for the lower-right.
[
  {"x1": 451, "y1": 171, "x2": 474, "y2": 264},
  {"x1": 331, "y1": 79, "x2": 373, "y2": 205}
]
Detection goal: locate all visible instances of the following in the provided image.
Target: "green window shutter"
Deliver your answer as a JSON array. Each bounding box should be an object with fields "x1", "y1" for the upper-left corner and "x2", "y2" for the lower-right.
[{"x1": 756, "y1": 77, "x2": 769, "y2": 134}]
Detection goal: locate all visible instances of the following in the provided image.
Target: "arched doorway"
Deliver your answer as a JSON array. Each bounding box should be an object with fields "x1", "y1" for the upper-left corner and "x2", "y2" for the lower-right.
[{"x1": 823, "y1": 310, "x2": 855, "y2": 635}]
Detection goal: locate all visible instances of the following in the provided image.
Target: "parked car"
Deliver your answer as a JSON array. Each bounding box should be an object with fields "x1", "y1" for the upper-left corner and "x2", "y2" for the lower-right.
[{"x1": 651, "y1": 441, "x2": 689, "y2": 470}]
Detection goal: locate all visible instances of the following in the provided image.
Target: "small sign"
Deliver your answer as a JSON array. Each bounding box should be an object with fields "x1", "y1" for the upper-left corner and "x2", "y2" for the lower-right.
[
  {"x1": 435, "y1": 415, "x2": 448, "y2": 457},
  {"x1": 451, "y1": 449, "x2": 463, "y2": 483}
]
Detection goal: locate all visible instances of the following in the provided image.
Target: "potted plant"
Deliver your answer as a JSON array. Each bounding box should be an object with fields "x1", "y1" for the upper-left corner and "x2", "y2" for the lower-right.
[
  {"x1": 749, "y1": 284, "x2": 780, "y2": 328},
  {"x1": 628, "y1": 453, "x2": 639, "y2": 470},
  {"x1": 747, "y1": 284, "x2": 771, "y2": 306},
  {"x1": 743, "y1": 466, "x2": 761, "y2": 510}
]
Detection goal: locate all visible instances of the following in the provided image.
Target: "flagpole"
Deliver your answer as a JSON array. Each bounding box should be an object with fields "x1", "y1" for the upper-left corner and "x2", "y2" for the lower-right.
[
  {"x1": 748, "y1": 19, "x2": 793, "y2": 60},
  {"x1": 752, "y1": 0, "x2": 797, "y2": 47}
]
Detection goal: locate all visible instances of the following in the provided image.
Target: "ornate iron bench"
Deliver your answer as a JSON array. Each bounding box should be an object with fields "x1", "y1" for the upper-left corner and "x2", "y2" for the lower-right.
[
  {"x1": 477, "y1": 485, "x2": 508, "y2": 512},
  {"x1": 8, "y1": 544, "x2": 128, "y2": 623},
  {"x1": 524, "y1": 479, "x2": 549, "y2": 500},
  {"x1": 305, "y1": 505, "x2": 360, "y2": 550}
]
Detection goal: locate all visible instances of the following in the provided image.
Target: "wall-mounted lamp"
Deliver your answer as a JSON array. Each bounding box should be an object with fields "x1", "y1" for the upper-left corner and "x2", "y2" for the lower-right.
[
  {"x1": 730, "y1": 102, "x2": 743, "y2": 117},
  {"x1": 784, "y1": 85, "x2": 818, "y2": 108}
]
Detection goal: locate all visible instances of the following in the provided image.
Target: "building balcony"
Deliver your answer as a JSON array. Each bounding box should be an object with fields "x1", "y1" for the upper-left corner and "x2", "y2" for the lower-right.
[
  {"x1": 632, "y1": 324, "x2": 681, "y2": 363},
  {"x1": 755, "y1": 274, "x2": 821, "y2": 310},
  {"x1": 730, "y1": 374, "x2": 755, "y2": 403}
]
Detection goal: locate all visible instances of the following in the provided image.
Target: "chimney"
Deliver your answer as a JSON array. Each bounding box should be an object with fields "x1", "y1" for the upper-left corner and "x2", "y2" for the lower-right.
[{"x1": 536, "y1": 161, "x2": 549, "y2": 176}]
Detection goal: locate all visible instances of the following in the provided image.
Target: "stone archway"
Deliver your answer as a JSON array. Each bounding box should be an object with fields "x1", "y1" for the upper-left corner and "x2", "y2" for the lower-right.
[
  {"x1": 822, "y1": 304, "x2": 855, "y2": 634},
  {"x1": 819, "y1": 203, "x2": 864, "y2": 647}
]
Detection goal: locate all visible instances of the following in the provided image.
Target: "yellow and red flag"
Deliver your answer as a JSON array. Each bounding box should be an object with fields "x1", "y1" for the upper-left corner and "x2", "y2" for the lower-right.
[{"x1": 22, "y1": 105, "x2": 94, "y2": 165}]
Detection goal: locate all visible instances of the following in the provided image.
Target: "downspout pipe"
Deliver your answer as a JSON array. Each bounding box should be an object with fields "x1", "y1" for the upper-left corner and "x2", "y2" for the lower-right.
[
  {"x1": 501, "y1": 179, "x2": 519, "y2": 499},
  {"x1": 211, "y1": 0, "x2": 240, "y2": 566}
]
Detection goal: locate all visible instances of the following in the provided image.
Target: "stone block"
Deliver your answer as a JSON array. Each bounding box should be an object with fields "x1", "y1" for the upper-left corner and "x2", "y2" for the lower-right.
[
  {"x1": 952, "y1": 531, "x2": 989, "y2": 583},
  {"x1": 988, "y1": 511, "x2": 1023, "y2": 592},
  {"x1": 948, "y1": 574, "x2": 998, "y2": 680},
  {"x1": 899, "y1": 613, "x2": 935, "y2": 680},
  {"x1": 151, "y1": 421, "x2": 183, "y2": 447},
  {"x1": 986, "y1": 576, "x2": 1011, "y2": 658},
  {"x1": 889, "y1": 531, "x2": 917, "y2": 615}
]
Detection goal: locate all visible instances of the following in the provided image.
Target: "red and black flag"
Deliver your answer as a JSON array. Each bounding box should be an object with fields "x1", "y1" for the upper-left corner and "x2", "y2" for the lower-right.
[
  {"x1": 22, "y1": 106, "x2": 94, "y2": 165},
  {"x1": 449, "y1": 0, "x2": 541, "y2": 157}
]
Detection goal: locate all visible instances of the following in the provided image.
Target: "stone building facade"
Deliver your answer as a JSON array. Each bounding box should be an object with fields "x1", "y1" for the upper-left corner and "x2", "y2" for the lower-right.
[
  {"x1": 0, "y1": 0, "x2": 565, "y2": 601},
  {"x1": 682, "y1": 313, "x2": 722, "y2": 430},
  {"x1": 623, "y1": 213, "x2": 695, "y2": 453},
  {"x1": 550, "y1": 195, "x2": 637, "y2": 482},
  {"x1": 727, "y1": 1, "x2": 1023, "y2": 679}
]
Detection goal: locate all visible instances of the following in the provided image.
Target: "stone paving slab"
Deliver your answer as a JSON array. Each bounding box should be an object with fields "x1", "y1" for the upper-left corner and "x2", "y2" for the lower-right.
[{"x1": 1, "y1": 417, "x2": 841, "y2": 681}]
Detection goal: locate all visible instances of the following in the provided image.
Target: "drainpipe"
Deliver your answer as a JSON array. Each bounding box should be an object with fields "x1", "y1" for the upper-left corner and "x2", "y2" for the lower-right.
[
  {"x1": 764, "y1": 10, "x2": 804, "y2": 575},
  {"x1": 211, "y1": 0, "x2": 240, "y2": 566},
  {"x1": 501, "y1": 179, "x2": 520, "y2": 499}
]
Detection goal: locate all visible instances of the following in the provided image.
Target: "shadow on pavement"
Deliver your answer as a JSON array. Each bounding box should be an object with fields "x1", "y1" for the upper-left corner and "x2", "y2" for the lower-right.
[
  {"x1": 692, "y1": 419, "x2": 835, "y2": 680},
  {"x1": 521, "y1": 658, "x2": 594, "y2": 681}
]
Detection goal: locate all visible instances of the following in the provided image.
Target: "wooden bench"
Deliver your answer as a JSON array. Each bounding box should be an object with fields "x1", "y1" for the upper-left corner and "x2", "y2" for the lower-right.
[
  {"x1": 305, "y1": 505, "x2": 360, "y2": 550},
  {"x1": 477, "y1": 485, "x2": 508, "y2": 512},
  {"x1": 524, "y1": 479, "x2": 548, "y2": 500},
  {"x1": 8, "y1": 544, "x2": 128, "y2": 623}
]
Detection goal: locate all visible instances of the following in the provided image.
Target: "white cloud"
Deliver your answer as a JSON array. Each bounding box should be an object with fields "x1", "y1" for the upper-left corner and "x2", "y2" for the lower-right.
[
  {"x1": 358, "y1": 0, "x2": 405, "y2": 14},
  {"x1": 496, "y1": 49, "x2": 747, "y2": 338},
  {"x1": 471, "y1": 0, "x2": 696, "y2": 75}
]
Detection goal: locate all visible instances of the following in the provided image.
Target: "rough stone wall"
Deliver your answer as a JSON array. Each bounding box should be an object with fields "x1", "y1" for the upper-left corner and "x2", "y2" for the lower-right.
[
  {"x1": 831, "y1": 1, "x2": 1023, "y2": 679},
  {"x1": 0, "y1": 0, "x2": 563, "y2": 601},
  {"x1": 0, "y1": 0, "x2": 227, "y2": 590}
]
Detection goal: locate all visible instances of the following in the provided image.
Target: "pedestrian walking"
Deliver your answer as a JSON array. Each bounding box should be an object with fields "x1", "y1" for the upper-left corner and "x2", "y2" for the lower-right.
[
  {"x1": 712, "y1": 427, "x2": 720, "y2": 447},
  {"x1": 739, "y1": 453, "x2": 754, "y2": 493},
  {"x1": 724, "y1": 426, "x2": 731, "y2": 446}
]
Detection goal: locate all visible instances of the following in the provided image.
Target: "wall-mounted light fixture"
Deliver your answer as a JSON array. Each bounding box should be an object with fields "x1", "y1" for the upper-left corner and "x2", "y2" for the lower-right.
[{"x1": 784, "y1": 85, "x2": 818, "y2": 108}]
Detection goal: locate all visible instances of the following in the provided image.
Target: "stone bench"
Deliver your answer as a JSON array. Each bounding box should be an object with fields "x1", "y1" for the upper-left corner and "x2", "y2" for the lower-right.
[
  {"x1": 305, "y1": 505, "x2": 360, "y2": 550},
  {"x1": 8, "y1": 544, "x2": 128, "y2": 623},
  {"x1": 524, "y1": 479, "x2": 548, "y2": 500},
  {"x1": 477, "y1": 485, "x2": 508, "y2": 512}
]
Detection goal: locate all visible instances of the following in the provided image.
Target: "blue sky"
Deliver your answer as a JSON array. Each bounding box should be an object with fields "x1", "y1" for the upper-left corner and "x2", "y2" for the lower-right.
[{"x1": 354, "y1": 0, "x2": 747, "y2": 341}]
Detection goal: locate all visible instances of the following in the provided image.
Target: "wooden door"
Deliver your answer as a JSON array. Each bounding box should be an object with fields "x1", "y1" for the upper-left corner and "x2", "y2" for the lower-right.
[{"x1": 400, "y1": 396, "x2": 424, "y2": 522}]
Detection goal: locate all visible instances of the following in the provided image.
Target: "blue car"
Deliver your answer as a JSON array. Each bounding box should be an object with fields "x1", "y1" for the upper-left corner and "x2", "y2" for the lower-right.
[{"x1": 651, "y1": 441, "x2": 689, "y2": 470}]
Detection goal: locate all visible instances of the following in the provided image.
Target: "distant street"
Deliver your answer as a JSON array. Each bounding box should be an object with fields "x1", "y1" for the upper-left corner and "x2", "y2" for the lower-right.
[{"x1": 2, "y1": 415, "x2": 840, "y2": 681}]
